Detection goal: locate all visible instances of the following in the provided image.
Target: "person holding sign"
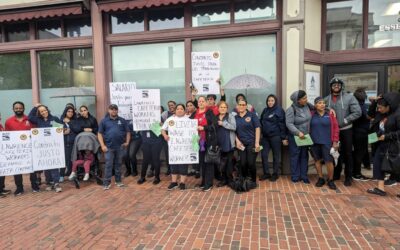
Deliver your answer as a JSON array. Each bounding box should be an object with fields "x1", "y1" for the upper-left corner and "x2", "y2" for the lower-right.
[
  {"x1": 235, "y1": 99, "x2": 261, "y2": 184},
  {"x1": 309, "y1": 97, "x2": 339, "y2": 190},
  {"x1": 98, "y1": 104, "x2": 130, "y2": 190},
  {"x1": 60, "y1": 106, "x2": 78, "y2": 181},
  {"x1": 162, "y1": 104, "x2": 191, "y2": 190},
  {"x1": 285, "y1": 90, "x2": 314, "y2": 184},
  {"x1": 29, "y1": 104, "x2": 63, "y2": 192}
]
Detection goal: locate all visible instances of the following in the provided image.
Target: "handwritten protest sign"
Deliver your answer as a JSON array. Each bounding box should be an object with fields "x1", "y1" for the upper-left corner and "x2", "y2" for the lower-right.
[
  {"x1": 165, "y1": 117, "x2": 199, "y2": 164},
  {"x1": 192, "y1": 51, "x2": 221, "y2": 95},
  {"x1": 132, "y1": 89, "x2": 161, "y2": 131},
  {"x1": 0, "y1": 131, "x2": 33, "y2": 176},
  {"x1": 31, "y1": 128, "x2": 65, "y2": 171},
  {"x1": 109, "y1": 82, "x2": 136, "y2": 120}
]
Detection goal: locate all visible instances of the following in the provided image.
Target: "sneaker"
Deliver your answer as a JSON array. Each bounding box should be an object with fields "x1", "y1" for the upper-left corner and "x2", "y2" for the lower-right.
[
  {"x1": 168, "y1": 182, "x2": 178, "y2": 190},
  {"x1": 54, "y1": 184, "x2": 62, "y2": 193},
  {"x1": 116, "y1": 182, "x2": 125, "y2": 188},
  {"x1": 83, "y1": 173, "x2": 90, "y2": 181},
  {"x1": 179, "y1": 183, "x2": 186, "y2": 191},
  {"x1": 68, "y1": 172, "x2": 76, "y2": 181},
  {"x1": 303, "y1": 178, "x2": 310, "y2": 184},
  {"x1": 194, "y1": 183, "x2": 205, "y2": 189},
  {"x1": 137, "y1": 178, "x2": 146, "y2": 185},
  {"x1": 384, "y1": 179, "x2": 397, "y2": 186},
  {"x1": 367, "y1": 187, "x2": 386, "y2": 196},
  {"x1": 45, "y1": 185, "x2": 53, "y2": 191},
  {"x1": 153, "y1": 178, "x2": 160, "y2": 185},
  {"x1": 291, "y1": 178, "x2": 299, "y2": 183},
  {"x1": 315, "y1": 178, "x2": 325, "y2": 187},
  {"x1": 353, "y1": 175, "x2": 369, "y2": 181},
  {"x1": 270, "y1": 174, "x2": 279, "y2": 182},
  {"x1": 0, "y1": 189, "x2": 11, "y2": 195},
  {"x1": 202, "y1": 185, "x2": 212, "y2": 192},
  {"x1": 32, "y1": 188, "x2": 40, "y2": 193},
  {"x1": 103, "y1": 184, "x2": 111, "y2": 190},
  {"x1": 59, "y1": 177, "x2": 64, "y2": 183},
  {"x1": 147, "y1": 170, "x2": 154, "y2": 178},
  {"x1": 259, "y1": 174, "x2": 271, "y2": 181},
  {"x1": 14, "y1": 189, "x2": 24, "y2": 196},
  {"x1": 344, "y1": 178, "x2": 352, "y2": 187},
  {"x1": 327, "y1": 180, "x2": 337, "y2": 190}
]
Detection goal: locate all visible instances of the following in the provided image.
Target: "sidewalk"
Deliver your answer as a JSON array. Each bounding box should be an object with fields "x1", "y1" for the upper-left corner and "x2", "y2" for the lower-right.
[{"x1": 0, "y1": 173, "x2": 399, "y2": 249}]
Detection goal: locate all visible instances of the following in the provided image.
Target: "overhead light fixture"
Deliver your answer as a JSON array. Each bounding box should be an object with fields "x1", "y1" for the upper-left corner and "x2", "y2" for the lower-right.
[
  {"x1": 383, "y1": 3, "x2": 400, "y2": 16},
  {"x1": 81, "y1": 66, "x2": 94, "y2": 70},
  {"x1": 372, "y1": 39, "x2": 392, "y2": 47}
]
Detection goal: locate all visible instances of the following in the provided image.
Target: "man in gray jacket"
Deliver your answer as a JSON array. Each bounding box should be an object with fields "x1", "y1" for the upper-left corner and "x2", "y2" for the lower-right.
[{"x1": 324, "y1": 78, "x2": 361, "y2": 186}]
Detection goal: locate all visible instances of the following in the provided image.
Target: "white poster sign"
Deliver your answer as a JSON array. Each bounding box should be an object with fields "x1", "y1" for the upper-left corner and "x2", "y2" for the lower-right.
[
  {"x1": 132, "y1": 89, "x2": 161, "y2": 131},
  {"x1": 0, "y1": 131, "x2": 33, "y2": 176},
  {"x1": 167, "y1": 118, "x2": 199, "y2": 164},
  {"x1": 305, "y1": 71, "x2": 320, "y2": 104},
  {"x1": 191, "y1": 51, "x2": 221, "y2": 95},
  {"x1": 109, "y1": 82, "x2": 137, "y2": 120},
  {"x1": 31, "y1": 128, "x2": 65, "y2": 171}
]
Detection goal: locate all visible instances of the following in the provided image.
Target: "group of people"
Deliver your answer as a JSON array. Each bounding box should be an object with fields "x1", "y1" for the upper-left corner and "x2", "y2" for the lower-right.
[{"x1": 1, "y1": 77, "x2": 400, "y2": 197}]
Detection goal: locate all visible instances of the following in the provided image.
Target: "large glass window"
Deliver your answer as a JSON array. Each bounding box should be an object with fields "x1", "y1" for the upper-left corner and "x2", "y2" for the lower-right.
[
  {"x1": 0, "y1": 53, "x2": 32, "y2": 119},
  {"x1": 64, "y1": 17, "x2": 92, "y2": 37},
  {"x1": 234, "y1": 0, "x2": 276, "y2": 23},
  {"x1": 388, "y1": 65, "x2": 400, "y2": 92},
  {"x1": 5, "y1": 23, "x2": 30, "y2": 42},
  {"x1": 38, "y1": 48, "x2": 95, "y2": 116},
  {"x1": 192, "y1": 35, "x2": 276, "y2": 114},
  {"x1": 368, "y1": 0, "x2": 400, "y2": 48},
  {"x1": 112, "y1": 42, "x2": 185, "y2": 107},
  {"x1": 110, "y1": 10, "x2": 145, "y2": 34},
  {"x1": 333, "y1": 72, "x2": 378, "y2": 102},
  {"x1": 37, "y1": 20, "x2": 62, "y2": 39},
  {"x1": 326, "y1": 0, "x2": 363, "y2": 51},
  {"x1": 149, "y1": 8, "x2": 184, "y2": 30},
  {"x1": 192, "y1": 2, "x2": 231, "y2": 27}
]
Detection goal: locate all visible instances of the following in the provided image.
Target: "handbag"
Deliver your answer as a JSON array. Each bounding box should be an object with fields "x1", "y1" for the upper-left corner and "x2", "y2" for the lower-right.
[{"x1": 205, "y1": 145, "x2": 221, "y2": 165}]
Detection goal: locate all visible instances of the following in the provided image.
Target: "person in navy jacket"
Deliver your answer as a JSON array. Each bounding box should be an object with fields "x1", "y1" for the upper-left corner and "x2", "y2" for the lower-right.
[{"x1": 259, "y1": 95, "x2": 288, "y2": 182}]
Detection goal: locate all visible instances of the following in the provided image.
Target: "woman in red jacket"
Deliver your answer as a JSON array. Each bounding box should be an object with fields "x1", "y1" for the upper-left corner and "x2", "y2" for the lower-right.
[{"x1": 309, "y1": 97, "x2": 339, "y2": 190}]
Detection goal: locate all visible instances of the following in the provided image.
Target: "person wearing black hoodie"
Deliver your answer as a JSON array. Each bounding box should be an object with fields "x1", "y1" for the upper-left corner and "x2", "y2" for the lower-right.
[
  {"x1": 60, "y1": 106, "x2": 78, "y2": 180},
  {"x1": 75, "y1": 105, "x2": 98, "y2": 134},
  {"x1": 259, "y1": 95, "x2": 288, "y2": 182},
  {"x1": 367, "y1": 92, "x2": 400, "y2": 197}
]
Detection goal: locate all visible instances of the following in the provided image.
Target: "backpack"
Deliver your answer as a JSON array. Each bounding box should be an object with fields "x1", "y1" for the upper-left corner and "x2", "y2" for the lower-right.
[{"x1": 229, "y1": 176, "x2": 257, "y2": 193}]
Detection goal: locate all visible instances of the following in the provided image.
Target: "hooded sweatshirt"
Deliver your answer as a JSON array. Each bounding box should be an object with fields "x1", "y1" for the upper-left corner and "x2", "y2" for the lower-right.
[
  {"x1": 285, "y1": 91, "x2": 313, "y2": 136},
  {"x1": 260, "y1": 95, "x2": 287, "y2": 139},
  {"x1": 324, "y1": 83, "x2": 361, "y2": 129}
]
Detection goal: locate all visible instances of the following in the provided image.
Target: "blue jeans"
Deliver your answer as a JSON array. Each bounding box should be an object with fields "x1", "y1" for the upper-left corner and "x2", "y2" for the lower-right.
[
  {"x1": 104, "y1": 147, "x2": 126, "y2": 185},
  {"x1": 45, "y1": 169, "x2": 60, "y2": 185},
  {"x1": 288, "y1": 135, "x2": 309, "y2": 181},
  {"x1": 261, "y1": 136, "x2": 282, "y2": 175}
]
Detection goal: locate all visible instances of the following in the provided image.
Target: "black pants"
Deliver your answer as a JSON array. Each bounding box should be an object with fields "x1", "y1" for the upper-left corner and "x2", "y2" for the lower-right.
[
  {"x1": 0, "y1": 173, "x2": 38, "y2": 192},
  {"x1": 334, "y1": 128, "x2": 353, "y2": 180},
  {"x1": 126, "y1": 137, "x2": 142, "y2": 173},
  {"x1": 353, "y1": 131, "x2": 368, "y2": 176},
  {"x1": 239, "y1": 146, "x2": 258, "y2": 182},
  {"x1": 200, "y1": 151, "x2": 214, "y2": 187},
  {"x1": 219, "y1": 151, "x2": 234, "y2": 183},
  {"x1": 60, "y1": 143, "x2": 73, "y2": 177},
  {"x1": 140, "y1": 142, "x2": 162, "y2": 179},
  {"x1": 261, "y1": 135, "x2": 282, "y2": 175}
]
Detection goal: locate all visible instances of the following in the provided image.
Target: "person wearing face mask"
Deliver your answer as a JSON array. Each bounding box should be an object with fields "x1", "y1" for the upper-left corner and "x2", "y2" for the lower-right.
[
  {"x1": 324, "y1": 78, "x2": 361, "y2": 187},
  {"x1": 29, "y1": 103, "x2": 63, "y2": 193}
]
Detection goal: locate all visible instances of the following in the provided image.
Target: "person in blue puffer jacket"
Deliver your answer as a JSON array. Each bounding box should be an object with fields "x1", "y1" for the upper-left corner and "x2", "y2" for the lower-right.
[
  {"x1": 259, "y1": 94, "x2": 288, "y2": 182},
  {"x1": 29, "y1": 103, "x2": 63, "y2": 193}
]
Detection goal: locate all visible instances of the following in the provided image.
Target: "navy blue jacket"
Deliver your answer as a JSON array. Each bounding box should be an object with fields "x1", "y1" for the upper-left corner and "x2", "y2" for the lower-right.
[
  {"x1": 260, "y1": 105, "x2": 287, "y2": 139},
  {"x1": 28, "y1": 107, "x2": 62, "y2": 128},
  {"x1": 74, "y1": 114, "x2": 98, "y2": 134},
  {"x1": 60, "y1": 107, "x2": 78, "y2": 146}
]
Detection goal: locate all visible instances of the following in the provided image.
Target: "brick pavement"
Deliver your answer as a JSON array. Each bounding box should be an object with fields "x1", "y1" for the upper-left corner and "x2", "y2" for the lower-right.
[{"x1": 1, "y1": 171, "x2": 400, "y2": 249}]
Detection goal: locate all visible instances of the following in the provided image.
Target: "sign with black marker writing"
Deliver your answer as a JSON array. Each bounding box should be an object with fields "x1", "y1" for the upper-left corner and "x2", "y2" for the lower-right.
[
  {"x1": 109, "y1": 82, "x2": 136, "y2": 120},
  {"x1": 132, "y1": 89, "x2": 161, "y2": 131},
  {"x1": 192, "y1": 51, "x2": 220, "y2": 95},
  {"x1": 31, "y1": 128, "x2": 65, "y2": 171},
  {"x1": 0, "y1": 131, "x2": 33, "y2": 176}
]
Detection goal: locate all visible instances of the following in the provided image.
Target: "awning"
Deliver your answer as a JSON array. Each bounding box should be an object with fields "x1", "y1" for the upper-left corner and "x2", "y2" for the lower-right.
[
  {"x1": 99, "y1": 0, "x2": 207, "y2": 12},
  {"x1": 0, "y1": 5, "x2": 83, "y2": 22}
]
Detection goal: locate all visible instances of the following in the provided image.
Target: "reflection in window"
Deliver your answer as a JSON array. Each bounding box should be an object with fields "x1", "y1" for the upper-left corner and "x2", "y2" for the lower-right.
[
  {"x1": 326, "y1": 0, "x2": 363, "y2": 51},
  {"x1": 368, "y1": 0, "x2": 400, "y2": 48},
  {"x1": 5, "y1": 23, "x2": 30, "y2": 42},
  {"x1": 112, "y1": 42, "x2": 185, "y2": 106},
  {"x1": 234, "y1": 0, "x2": 276, "y2": 23},
  {"x1": 388, "y1": 65, "x2": 400, "y2": 92},
  {"x1": 37, "y1": 20, "x2": 62, "y2": 39},
  {"x1": 192, "y1": 35, "x2": 276, "y2": 114},
  {"x1": 192, "y1": 2, "x2": 230, "y2": 27},
  {"x1": 110, "y1": 10, "x2": 145, "y2": 34},
  {"x1": 39, "y1": 48, "x2": 95, "y2": 116},
  {"x1": 149, "y1": 8, "x2": 184, "y2": 30},
  {"x1": 334, "y1": 72, "x2": 378, "y2": 102},
  {"x1": 0, "y1": 53, "x2": 32, "y2": 119},
  {"x1": 64, "y1": 17, "x2": 92, "y2": 37}
]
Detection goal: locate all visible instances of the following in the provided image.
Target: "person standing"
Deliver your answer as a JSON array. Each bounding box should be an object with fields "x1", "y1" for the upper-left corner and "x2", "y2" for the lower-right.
[
  {"x1": 309, "y1": 97, "x2": 340, "y2": 190},
  {"x1": 259, "y1": 94, "x2": 288, "y2": 182},
  {"x1": 98, "y1": 104, "x2": 131, "y2": 190},
  {"x1": 160, "y1": 100, "x2": 176, "y2": 176},
  {"x1": 60, "y1": 106, "x2": 78, "y2": 181},
  {"x1": 124, "y1": 120, "x2": 141, "y2": 177},
  {"x1": 324, "y1": 78, "x2": 361, "y2": 186},
  {"x1": 1, "y1": 102, "x2": 40, "y2": 195},
  {"x1": 285, "y1": 90, "x2": 313, "y2": 183}
]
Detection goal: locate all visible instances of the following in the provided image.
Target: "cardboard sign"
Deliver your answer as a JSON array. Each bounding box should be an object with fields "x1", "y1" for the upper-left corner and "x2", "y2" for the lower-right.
[
  {"x1": 0, "y1": 131, "x2": 33, "y2": 176},
  {"x1": 192, "y1": 51, "x2": 221, "y2": 95},
  {"x1": 132, "y1": 89, "x2": 161, "y2": 131},
  {"x1": 109, "y1": 82, "x2": 137, "y2": 120},
  {"x1": 31, "y1": 128, "x2": 65, "y2": 171},
  {"x1": 165, "y1": 117, "x2": 199, "y2": 164}
]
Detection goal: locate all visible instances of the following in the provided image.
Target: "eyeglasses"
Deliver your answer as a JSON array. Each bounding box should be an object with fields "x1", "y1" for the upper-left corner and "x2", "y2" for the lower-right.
[{"x1": 332, "y1": 83, "x2": 341, "y2": 87}]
